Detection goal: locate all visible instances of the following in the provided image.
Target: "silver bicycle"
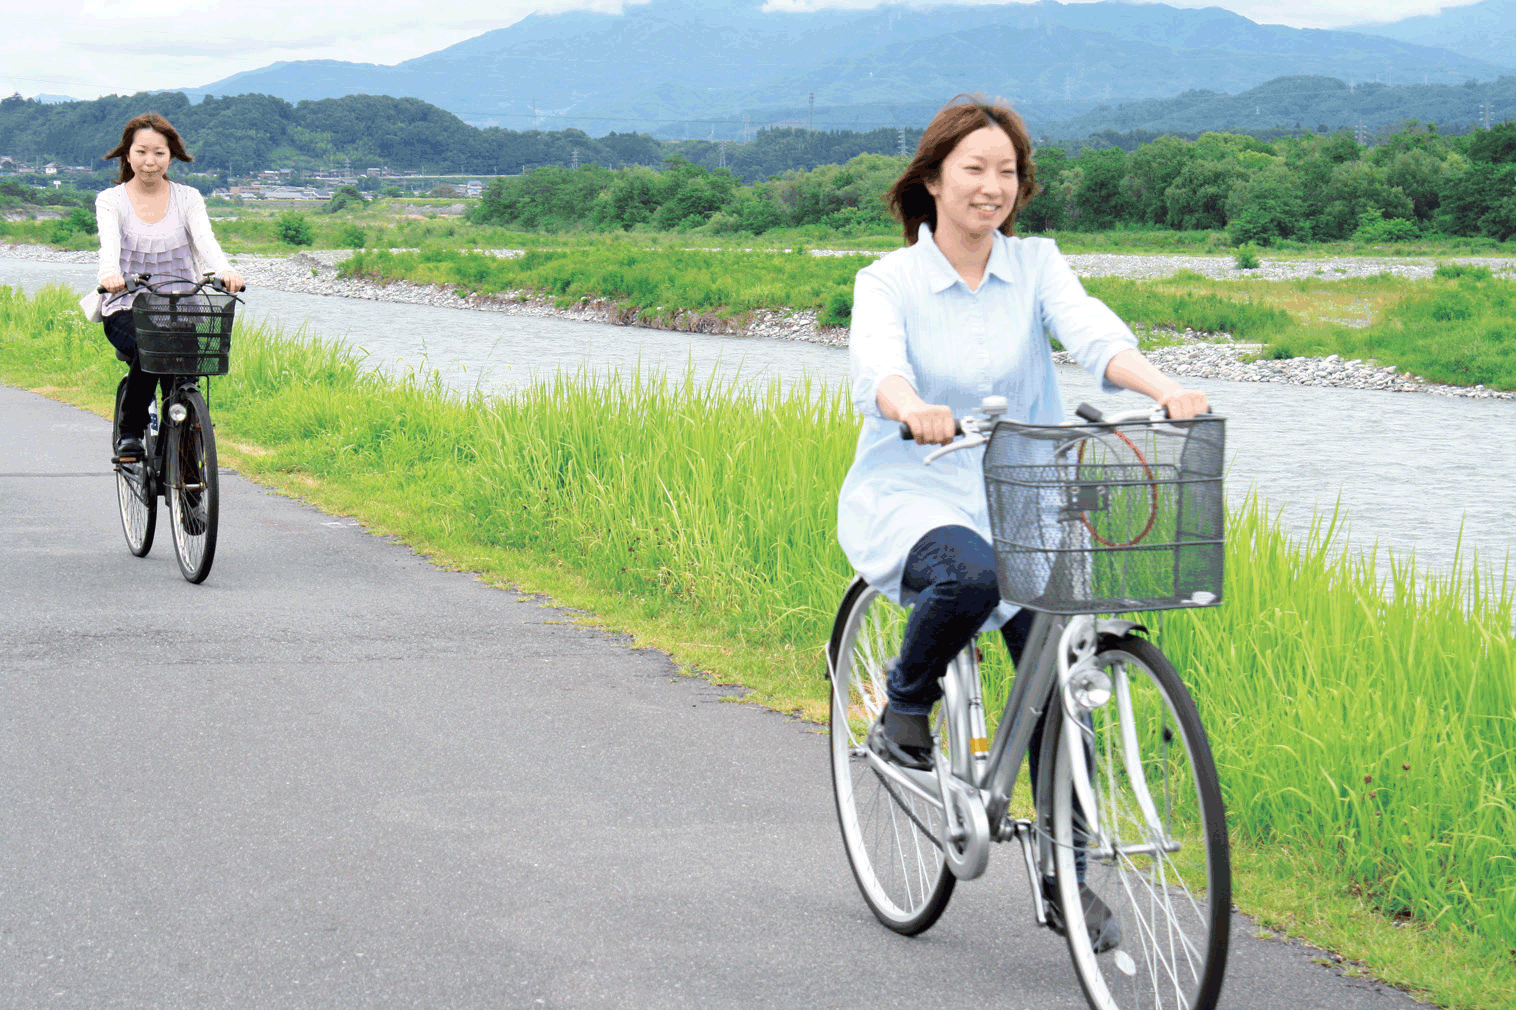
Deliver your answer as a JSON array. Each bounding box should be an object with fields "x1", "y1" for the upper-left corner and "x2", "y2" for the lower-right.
[{"x1": 828, "y1": 397, "x2": 1231, "y2": 1010}]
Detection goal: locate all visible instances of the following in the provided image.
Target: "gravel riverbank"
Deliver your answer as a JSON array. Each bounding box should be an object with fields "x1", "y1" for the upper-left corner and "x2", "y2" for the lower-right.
[{"x1": 6, "y1": 242, "x2": 1512, "y2": 400}]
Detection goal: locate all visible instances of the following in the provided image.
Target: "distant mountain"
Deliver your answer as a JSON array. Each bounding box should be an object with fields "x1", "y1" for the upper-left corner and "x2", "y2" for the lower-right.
[
  {"x1": 1050, "y1": 73, "x2": 1516, "y2": 137},
  {"x1": 181, "y1": 0, "x2": 1513, "y2": 137},
  {"x1": 1347, "y1": 0, "x2": 1516, "y2": 68}
]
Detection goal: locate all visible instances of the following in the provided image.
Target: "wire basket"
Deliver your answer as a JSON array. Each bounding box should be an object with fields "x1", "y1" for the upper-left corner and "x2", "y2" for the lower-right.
[
  {"x1": 131, "y1": 287, "x2": 237, "y2": 376},
  {"x1": 983, "y1": 416, "x2": 1225, "y2": 615}
]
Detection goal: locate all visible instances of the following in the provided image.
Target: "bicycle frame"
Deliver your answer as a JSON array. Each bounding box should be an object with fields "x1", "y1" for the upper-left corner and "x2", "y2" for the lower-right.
[{"x1": 841, "y1": 590, "x2": 1159, "y2": 894}]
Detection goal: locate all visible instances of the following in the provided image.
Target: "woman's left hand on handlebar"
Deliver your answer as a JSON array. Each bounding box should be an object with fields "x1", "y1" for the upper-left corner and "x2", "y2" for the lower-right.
[
  {"x1": 218, "y1": 269, "x2": 244, "y2": 294},
  {"x1": 1159, "y1": 388, "x2": 1209, "y2": 419}
]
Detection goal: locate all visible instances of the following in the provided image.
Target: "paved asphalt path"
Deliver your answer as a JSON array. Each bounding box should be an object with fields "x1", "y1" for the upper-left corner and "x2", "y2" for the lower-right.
[{"x1": 2, "y1": 384, "x2": 1421, "y2": 1010}]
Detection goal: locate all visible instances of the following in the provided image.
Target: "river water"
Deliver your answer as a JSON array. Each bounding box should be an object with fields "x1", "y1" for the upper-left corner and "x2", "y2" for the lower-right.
[{"x1": 7, "y1": 257, "x2": 1515, "y2": 579}]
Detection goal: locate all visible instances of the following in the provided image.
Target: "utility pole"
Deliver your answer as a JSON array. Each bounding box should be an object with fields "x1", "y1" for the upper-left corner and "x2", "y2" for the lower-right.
[{"x1": 808, "y1": 92, "x2": 815, "y2": 132}]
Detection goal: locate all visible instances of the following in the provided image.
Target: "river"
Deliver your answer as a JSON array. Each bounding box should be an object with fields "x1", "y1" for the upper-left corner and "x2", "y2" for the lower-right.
[{"x1": 6, "y1": 257, "x2": 1514, "y2": 580}]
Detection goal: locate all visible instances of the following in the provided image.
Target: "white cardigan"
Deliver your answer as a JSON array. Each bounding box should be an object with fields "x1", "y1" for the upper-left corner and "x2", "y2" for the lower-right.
[{"x1": 94, "y1": 181, "x2": 233, "y2": 284}]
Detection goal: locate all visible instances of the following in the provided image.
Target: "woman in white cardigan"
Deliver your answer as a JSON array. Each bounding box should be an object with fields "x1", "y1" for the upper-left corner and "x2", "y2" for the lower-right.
[{"x1": 95, "y1": 112, "x2": 243, "y2": 460}]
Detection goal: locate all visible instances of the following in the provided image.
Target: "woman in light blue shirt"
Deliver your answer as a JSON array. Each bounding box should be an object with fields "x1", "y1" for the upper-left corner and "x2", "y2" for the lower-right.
[{"x1": 840, "y1": 97, "x2": 1208, "y2": 946}]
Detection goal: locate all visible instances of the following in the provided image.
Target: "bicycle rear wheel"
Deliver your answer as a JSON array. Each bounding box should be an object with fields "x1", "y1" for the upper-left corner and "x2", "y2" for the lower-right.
[
  {"x1": 1051, "y1": 635, "x2": 1230, "y2": 1010},
  {"x1": 827, "y1": 578, "x2": 955, "y2": 935},
  {"x1": 113, "y1": 376, "x2": 156, "y2": 557},
  {"x1": 166, "y1": 388, "x2": 218, "y2": 583}
]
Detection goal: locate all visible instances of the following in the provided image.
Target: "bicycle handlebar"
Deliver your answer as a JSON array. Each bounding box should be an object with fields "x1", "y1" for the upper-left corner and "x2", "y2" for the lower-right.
[{"x1": 96, "y1": 273, "x2": 248, "y2": 297}]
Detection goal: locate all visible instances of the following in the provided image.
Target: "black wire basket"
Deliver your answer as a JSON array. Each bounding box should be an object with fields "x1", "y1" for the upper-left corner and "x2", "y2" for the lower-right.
[
  {"x1": 983, "y1": 415, "x2": 1225, "y2": 615},
  {"x1": 130, "y1": 287, "x2": 238, "y2": 376}
]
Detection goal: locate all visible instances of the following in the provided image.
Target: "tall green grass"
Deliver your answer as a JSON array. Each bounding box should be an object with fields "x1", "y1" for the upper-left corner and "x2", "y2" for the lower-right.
[{"x1": 3, "y1": 282, "x2": 1513, "y2": 1006}]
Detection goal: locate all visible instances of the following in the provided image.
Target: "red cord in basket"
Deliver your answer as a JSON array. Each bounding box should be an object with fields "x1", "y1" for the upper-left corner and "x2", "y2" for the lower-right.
[{"x1": 1075, "y1": 429, "x2": 1159, "y2": 548}]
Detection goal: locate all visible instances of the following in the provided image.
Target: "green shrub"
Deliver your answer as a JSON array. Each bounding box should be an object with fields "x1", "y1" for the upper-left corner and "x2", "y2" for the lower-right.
[
  {"x1": 337, "y1": 224, "x2": 366, "y2": 249},
  {"x1": 1233, "y1": 245, "x2": 1261, "y2": 269},
  {"x1": 48, "y1": 206, "x2": 97, "y2": 244},
  {"x1": 274, "y1": 211, "x2": 314, "y2": 246},
  {"x1": 1433, "y1": 263, "x2": 1494, "y2": 281},
  {"x1": 322, "y1": 186, "x2": 367, "y2": 215},
  {"x1": 1352, "y1": 209, "x2": 1420, "y2": 243},
  {"x1": 819, "y1": 288, "x2": 852, "y2": 328}
]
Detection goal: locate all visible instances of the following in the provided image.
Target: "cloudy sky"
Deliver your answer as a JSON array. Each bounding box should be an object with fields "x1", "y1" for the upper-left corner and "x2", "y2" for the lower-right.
[{"x1": 0, "y1": 0, "x2": 1481, "y2": 102}]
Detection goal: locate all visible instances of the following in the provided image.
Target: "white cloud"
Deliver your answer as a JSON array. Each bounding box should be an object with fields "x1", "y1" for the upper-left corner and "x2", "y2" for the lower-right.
[
  {"x1": 0, "y1": 0, "x2": 1490, "y2": 101},
  {"x1": 0, "y1": 0, "x2": 629, "y2": 99}
]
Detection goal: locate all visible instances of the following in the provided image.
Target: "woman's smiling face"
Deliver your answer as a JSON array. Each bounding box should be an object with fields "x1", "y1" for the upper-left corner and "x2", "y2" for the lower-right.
[
  {"x1": 127, "y1": 128, "x2": 172, "y2": 184},
  {"x1": 925, "y1": 125, "x2": 1018, "y2": 239}
]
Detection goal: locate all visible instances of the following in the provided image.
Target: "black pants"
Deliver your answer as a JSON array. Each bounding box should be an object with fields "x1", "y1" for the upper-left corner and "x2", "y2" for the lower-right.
[{"x1": 104, "y1": 312, "x2": 169, "y2": 438}]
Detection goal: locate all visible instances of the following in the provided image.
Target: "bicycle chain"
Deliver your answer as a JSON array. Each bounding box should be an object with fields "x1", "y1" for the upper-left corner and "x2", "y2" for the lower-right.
[{"x1": 871, "y1": 766, "x2": 945, "y2": 852}]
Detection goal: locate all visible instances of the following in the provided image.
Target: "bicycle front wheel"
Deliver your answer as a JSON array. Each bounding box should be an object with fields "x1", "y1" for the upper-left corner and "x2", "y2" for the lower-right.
[
  {"x1": 827, "y1": 578, "x2": 955, "y2": 935},
  {"x1": 1051, "y1": 635, "x2": 1230, "y2": 1010},
  {"x1": 113, "y1": 377, "x2": 156, "y2": 557},
  {"x1": 166, "y1": 388, "x2": 218, "y2": 583}
]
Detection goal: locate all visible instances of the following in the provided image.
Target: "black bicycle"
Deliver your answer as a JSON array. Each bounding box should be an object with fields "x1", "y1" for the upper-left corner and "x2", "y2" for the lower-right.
[{"x1": 104, "y1": 273, "x2": 243, "y2": 584}]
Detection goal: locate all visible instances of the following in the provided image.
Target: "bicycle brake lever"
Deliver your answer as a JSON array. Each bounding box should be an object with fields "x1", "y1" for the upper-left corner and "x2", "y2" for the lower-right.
[{"x1": 923, "y1": 431, "x2": 987, "y2": 465}]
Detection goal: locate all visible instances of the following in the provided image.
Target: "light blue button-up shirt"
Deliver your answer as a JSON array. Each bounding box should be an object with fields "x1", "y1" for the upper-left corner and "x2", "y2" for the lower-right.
[{"x1": 837, "y1": 223, "x2": 1138, "y2": 620}]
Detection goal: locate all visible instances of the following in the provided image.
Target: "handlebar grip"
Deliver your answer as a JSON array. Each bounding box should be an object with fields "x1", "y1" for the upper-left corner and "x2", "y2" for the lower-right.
[
  {"x1": 899, "y1": 421, "x2": 965, "y2": 440},
  {"x1": 96, "y1": 276, "x2": 142, "y2": 295},
  {"x1": 1075, "y1": 402, "x2": 1105, "y2": 423}
]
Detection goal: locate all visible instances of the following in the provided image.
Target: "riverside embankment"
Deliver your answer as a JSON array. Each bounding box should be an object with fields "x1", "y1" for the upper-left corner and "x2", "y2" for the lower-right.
[{"x1": 2, "y1": 283, "x2": 1511, "y2": 1009}]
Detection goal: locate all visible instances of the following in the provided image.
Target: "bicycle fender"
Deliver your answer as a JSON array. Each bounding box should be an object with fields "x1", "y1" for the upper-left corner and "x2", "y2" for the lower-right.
[
  {"x1": 827, "y1": 576, "x2": 871, "y2": 677},
  {"x1": 1095, "y1": 618, "x2": 1148, "y2": 639}
]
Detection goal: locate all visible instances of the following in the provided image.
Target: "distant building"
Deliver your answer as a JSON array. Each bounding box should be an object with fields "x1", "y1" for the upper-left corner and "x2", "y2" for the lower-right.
[{"x1": 42, "y1": 163, "x2": 57, "y2": 175}]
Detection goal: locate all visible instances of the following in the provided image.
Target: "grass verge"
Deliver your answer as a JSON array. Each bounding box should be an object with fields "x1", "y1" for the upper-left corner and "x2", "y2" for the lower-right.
[{"x1": 3, "y1": 283, "x2": 1513, "y2": 1008}]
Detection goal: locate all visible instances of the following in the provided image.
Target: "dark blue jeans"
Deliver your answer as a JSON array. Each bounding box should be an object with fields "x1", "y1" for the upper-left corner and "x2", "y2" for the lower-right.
[
  {"x1": 104, "y1": 311, "x2": 170, "y2": 438},
  {"x1": 890, "y1": 524, "x2": 1034, "y2": 716},
  {"x1": 891, "y1": 526, "x2": 1063, "y2": 841}
]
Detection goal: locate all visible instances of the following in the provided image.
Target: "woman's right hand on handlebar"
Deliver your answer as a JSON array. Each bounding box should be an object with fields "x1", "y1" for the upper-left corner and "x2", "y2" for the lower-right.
[
  {"x1": 100, "y1": 273, "x2": 126, "y2": 294},
  {"x1": 900, "y1": 404, "x2": 957, "y2": 445},
  {"x1": 878, "y1": 375, "x2": 957, "y2": 445}
]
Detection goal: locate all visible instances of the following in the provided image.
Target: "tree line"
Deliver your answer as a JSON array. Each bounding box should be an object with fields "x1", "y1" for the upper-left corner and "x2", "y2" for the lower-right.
[
  {"x1": 471, "y1": 121, "x2": 1516, "y2": 243},
  {"x1": 0, "y1": 91, "x2": 920, "y2": 184},
  {"x1": 0, "y1": 91, "x2": 665, "y2": 178}
]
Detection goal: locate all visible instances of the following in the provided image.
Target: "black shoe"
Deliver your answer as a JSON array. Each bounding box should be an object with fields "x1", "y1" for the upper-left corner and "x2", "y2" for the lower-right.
[
  {"x1": 113, "y1": 434, "x2": 145, "y2": 462},
  {"x1": 1043, "y1": 876, "x2": 1122, "y2": 953},
  {"x1": 867, "y1": 705, "x2": 935, "y2": 772}
]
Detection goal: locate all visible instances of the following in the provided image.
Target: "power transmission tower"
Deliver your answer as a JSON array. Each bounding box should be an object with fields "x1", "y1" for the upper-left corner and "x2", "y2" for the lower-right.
[
  {"x1": 898, "y1": 127, "x2": 906, "y2": 156},
  {"x1": 571, "y1": 148, "x2": 579, "y2": 170},
  {"x1": 1479, "y1": 102, "x2": 1494, "y2": 129},
  {"x1": 742, "y1": 113, "x2": 751, "y2": 143},
  {"x1": 1355, "y1": 122, "x2": 1370, "y2": 147},
  {"x1": 718, "y1": 140, "x2": 726, "y2": 169},
  {"x1": 809, "y1": 92, "x2": 815, "y2": 132}
]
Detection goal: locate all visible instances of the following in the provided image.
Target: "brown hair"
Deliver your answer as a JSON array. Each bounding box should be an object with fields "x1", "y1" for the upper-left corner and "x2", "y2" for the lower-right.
[
  {"x1": 886, "y1": 95, "x2": 1039, "y2": 245},
  {"x1": 103, "y1": 113, "x2": 193, "y2": 184}
]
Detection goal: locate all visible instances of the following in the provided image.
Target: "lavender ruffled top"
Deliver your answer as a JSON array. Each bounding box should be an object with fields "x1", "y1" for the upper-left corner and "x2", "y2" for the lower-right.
[{"x1": 96, "y1": 182, "x2": 232, "y2": 316}]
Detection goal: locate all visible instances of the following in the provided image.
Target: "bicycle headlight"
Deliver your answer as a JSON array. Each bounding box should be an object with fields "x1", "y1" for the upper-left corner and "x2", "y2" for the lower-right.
[
  {"x1": 1067, "y1": 667, "x2": 1113, "y2": 710},
  {"x1": 168, "y1": 403, "x2": 189, "y2": 424}
]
